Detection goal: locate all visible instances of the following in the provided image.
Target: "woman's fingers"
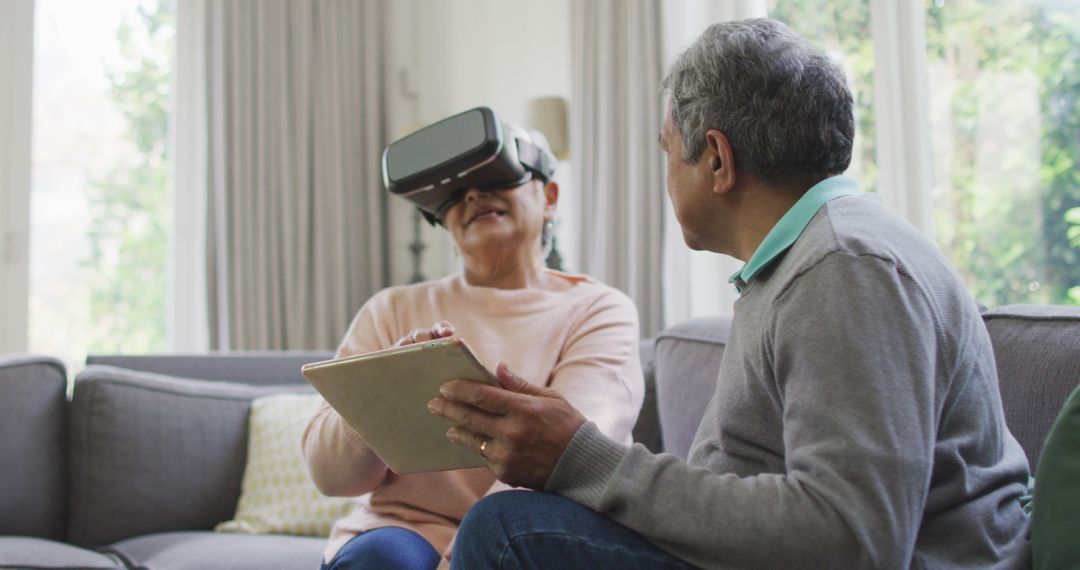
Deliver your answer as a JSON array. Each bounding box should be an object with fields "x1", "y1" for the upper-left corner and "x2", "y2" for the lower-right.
[
  {"x1": 432, "y1": 320, "x2": 455, "y2": 338},
  {"x1": 395, "y1": 327, "x2": 429, "y2": 346},
  {"x1": 397, "y1": 321, "x2": 456, "y2": 347}
]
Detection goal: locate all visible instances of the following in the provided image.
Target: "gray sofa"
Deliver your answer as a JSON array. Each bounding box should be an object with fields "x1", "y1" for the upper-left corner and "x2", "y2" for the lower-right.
[{"x1": 1, "y1": 304, "x2": 1077, "y2": 569}]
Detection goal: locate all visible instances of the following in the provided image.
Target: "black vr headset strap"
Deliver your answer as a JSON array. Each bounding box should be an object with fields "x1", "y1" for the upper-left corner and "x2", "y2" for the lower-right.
[{"x1": 515, "y1": 139, "x2": 556, "y2": 183}]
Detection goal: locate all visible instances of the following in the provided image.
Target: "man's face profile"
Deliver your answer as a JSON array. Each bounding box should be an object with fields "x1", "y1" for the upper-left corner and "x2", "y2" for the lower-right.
[{"x1": 660, "y1": 111, "x2": 712, "y2": 251}]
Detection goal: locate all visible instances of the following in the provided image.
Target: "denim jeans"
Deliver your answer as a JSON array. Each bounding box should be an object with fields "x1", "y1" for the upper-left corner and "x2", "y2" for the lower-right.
[
  {"x1": 451, "y1": 491, "x2": 700, "y2": 570},
  {"x1": 321, "y1": 526, "x2": 440, "y2": 570}
]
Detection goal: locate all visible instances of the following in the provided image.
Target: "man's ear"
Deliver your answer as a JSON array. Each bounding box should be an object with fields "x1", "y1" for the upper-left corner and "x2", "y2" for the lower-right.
[{"x1": 705, "y1": 130, "x2": 736, "y2": 195}]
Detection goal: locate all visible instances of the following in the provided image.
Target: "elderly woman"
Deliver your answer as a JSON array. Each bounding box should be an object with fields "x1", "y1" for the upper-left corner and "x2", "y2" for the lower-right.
[{"x1": 302, "y1": 122, "x2": 644, "y2": 570}]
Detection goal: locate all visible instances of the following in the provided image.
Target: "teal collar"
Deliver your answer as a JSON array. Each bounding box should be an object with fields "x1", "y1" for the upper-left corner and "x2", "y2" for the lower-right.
[{"x1": 729, "y1": 176, "x2": 860, "y2": 290}]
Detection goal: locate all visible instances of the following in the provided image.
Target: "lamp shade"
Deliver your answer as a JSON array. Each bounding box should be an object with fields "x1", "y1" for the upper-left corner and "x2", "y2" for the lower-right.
[{"x1": 526, "y1": 96, "x2": 569, "y2": 159}]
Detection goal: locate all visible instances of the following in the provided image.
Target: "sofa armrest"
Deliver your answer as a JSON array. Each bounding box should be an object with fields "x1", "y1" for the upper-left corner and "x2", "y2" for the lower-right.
[{"x1": 0, "y1": 355, "x2": 68, "y2": 540}]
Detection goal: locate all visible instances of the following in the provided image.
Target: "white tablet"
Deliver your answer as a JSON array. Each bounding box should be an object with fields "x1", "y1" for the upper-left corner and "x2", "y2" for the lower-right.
[{"x1": 301, "y1": 337, "x2": 498, "y2": 474}]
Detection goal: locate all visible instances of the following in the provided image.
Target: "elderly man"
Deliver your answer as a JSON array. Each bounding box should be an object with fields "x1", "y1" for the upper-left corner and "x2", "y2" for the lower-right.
[{"x1": 429, "y1": 18, "x2": 1031, "y2": 569}]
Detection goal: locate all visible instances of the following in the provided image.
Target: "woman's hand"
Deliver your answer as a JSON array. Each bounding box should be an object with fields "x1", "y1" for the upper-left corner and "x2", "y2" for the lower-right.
[{"x1": 394, "y1": 320, "x2": 456, "y2": 347}]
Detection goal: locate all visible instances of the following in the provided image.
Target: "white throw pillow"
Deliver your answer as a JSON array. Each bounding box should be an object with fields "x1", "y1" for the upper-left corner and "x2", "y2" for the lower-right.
[{"x1": 216, "y1": 392, "x2": 355, "y2": 536}]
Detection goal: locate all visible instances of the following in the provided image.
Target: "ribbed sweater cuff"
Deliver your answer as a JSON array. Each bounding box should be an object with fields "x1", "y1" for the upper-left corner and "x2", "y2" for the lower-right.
[{"x1": 543, "y1": 421, "x2": 629, "y2": 510}]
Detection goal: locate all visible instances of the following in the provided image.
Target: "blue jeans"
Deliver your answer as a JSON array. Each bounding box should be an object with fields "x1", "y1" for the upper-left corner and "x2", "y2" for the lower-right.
[
  {"x1": 451, "y1": 491, "x2": 700, "y2": 570},
  {"x1": 322, "y1": 526, "x2": 440, "y2": 570}
]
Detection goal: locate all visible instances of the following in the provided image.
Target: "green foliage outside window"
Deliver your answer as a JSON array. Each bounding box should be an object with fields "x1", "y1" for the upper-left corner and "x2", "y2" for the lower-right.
[
  {"x1": 85, "y1": 0, "x2": 175, "y2": 353},
  {"x1": 927, "y1": 0, "x2": 1080, "y2": 307},
  {"x1": 772, "y1": 0, "x2": 1080, "y2": 307}
]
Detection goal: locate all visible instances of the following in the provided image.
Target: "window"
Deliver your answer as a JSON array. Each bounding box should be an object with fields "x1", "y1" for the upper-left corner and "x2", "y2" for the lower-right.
[
  {"x1": 30, "y1": 0, "x2": 175, "y2": 371},
  {"x1": 926, "y1": 0, "x2": 1080, "y2": 306}
]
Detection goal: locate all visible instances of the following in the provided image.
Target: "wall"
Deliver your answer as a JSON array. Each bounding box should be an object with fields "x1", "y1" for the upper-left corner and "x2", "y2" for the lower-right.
[{"x1": 383, "y1": 0, "x2": 573, "y2": 285}]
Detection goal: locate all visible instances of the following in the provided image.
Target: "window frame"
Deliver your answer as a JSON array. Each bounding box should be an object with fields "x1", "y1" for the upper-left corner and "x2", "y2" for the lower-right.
[
  {"x1": 0, "y1": 0, "x2": 34, "y2": 354},
  {"x1": 171, "y1": 0, "x2": 209, "y2": 351}
]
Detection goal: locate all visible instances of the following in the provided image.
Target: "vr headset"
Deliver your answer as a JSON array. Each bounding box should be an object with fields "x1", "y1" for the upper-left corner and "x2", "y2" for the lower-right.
[{"x1": 381, "y1": 107, "x2": 557, "y2": 225}]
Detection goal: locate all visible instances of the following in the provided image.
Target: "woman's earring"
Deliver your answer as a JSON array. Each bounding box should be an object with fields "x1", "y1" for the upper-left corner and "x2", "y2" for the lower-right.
[
  {"x1": 542, "y1": 217, "x2": 562, "y2": 271},
  {"x1": 541, "y1": 217, "x2": 555, "y2": 248}
]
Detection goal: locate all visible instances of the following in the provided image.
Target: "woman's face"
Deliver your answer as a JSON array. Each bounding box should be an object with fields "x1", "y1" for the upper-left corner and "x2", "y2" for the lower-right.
[{"x1": 442, "y1": 178, "x2": 558, "y2": 264}]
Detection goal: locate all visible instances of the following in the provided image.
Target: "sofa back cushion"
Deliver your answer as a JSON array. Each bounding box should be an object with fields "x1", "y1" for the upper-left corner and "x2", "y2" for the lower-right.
[
  {"x1": 68, "y1": 366, "x2": 311, "y2": 547},
  {"x1": 654, "y1": 318, "x2": 732, "y2": 460},
  {"x1": 983, "y1": 304, "x2": 1080, "y2": 470},
  {"x1": 85, "y1": 352, "x2": 332, "y2": 385},
  {"x1": 0, "y1": 356, "x2": 68, "y2": 540}
]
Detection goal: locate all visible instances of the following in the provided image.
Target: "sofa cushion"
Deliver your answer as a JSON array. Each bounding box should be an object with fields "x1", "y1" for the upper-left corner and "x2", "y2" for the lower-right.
[
  {"x1": 654, "y1": 317, "x2": 732, "y2": 460},
  {"x1": 216, "y1": 393, "x2": 356, "y2": 536},
  {"x1": 0, "y1": 355, "x2": 68, "y2": 540},
  {"x1": 983, "y1": 304, "x2": 1080, "y2": 469},
  {"x1": 103, "y1": 531, "x2": 325, "y2": 570},
  {"x1": 0, "y1": 536, "x2": 122, "y2": 569},
  {"x1": 68, "y1": 366, "x2": 312, "y2": 548}
]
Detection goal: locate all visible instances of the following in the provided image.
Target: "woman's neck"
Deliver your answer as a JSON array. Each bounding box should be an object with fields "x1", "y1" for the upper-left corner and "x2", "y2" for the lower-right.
[{"x1": 461, "y1": 251, "x2": 548, "y2": 290}]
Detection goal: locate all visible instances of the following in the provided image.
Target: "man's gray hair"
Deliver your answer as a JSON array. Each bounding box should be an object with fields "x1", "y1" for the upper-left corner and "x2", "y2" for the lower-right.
[{"x1": 662, "y1": 18, "x2": 854, "y2": 183}]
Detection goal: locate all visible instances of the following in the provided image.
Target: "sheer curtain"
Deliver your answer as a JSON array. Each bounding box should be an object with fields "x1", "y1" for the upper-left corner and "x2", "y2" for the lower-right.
[
  {"x1": 571, "y1": 0, "x2": 666, "y2": 336},
  {"x1": 196, "y1": 0, "x2": 389, "y2": 350},
  {"x1": 869, "y1": 0, "x2": 933, "y2": 237}
]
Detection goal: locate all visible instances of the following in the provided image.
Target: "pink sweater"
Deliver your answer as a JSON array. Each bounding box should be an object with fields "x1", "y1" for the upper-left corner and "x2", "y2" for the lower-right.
[{"x1": 302, "y1": 270, "x2": 644, "y2": 562}]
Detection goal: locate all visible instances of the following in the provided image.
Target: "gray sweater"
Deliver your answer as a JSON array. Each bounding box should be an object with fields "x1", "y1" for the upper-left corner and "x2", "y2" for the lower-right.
[{"x1": 546, "y1": 194, "x2": 1031, "y2": 569}]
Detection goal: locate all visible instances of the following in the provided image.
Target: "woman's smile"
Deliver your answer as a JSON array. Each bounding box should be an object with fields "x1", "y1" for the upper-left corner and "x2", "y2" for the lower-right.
[{"x1": 465, "y1": 203, "x2": 508, "y2": 226}]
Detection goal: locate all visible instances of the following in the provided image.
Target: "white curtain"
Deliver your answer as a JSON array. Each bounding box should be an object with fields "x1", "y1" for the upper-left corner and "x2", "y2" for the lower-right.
[
  {"x1": 571, "y1": 0, "x2": 666, "y2": 337},
  {"x1": 869, "y1": 0, "x2": 933, "y2": 237},
  {"x1": 203, "y1": 0, "x2": 388, "y2": 350}
]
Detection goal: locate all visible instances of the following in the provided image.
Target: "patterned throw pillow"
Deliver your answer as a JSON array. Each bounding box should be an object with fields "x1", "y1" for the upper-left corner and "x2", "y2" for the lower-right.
[{"x1": 216, "y1": 393, "x2": 356, "y2": 536}]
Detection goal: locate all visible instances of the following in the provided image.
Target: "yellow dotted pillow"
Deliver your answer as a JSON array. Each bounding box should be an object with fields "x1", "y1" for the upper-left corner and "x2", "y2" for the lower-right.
[{"x1": 216, "y1": 392, "x2": 356, "y2": 537}]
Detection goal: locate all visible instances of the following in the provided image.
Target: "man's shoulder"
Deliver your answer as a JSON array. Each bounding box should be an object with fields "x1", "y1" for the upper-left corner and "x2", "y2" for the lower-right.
[
  {"x1": 782, "y1": 194, "x2": 946, "y2": 282},
  {"x1": 811, "y1": 195, "x2": 922, "y2": 257},
  {"x1": 756, "y1": 194, "x2": 982, "y2": 344},
  {"x1": 743, "y1": 193, "x2": 978, "y2": 329}
]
